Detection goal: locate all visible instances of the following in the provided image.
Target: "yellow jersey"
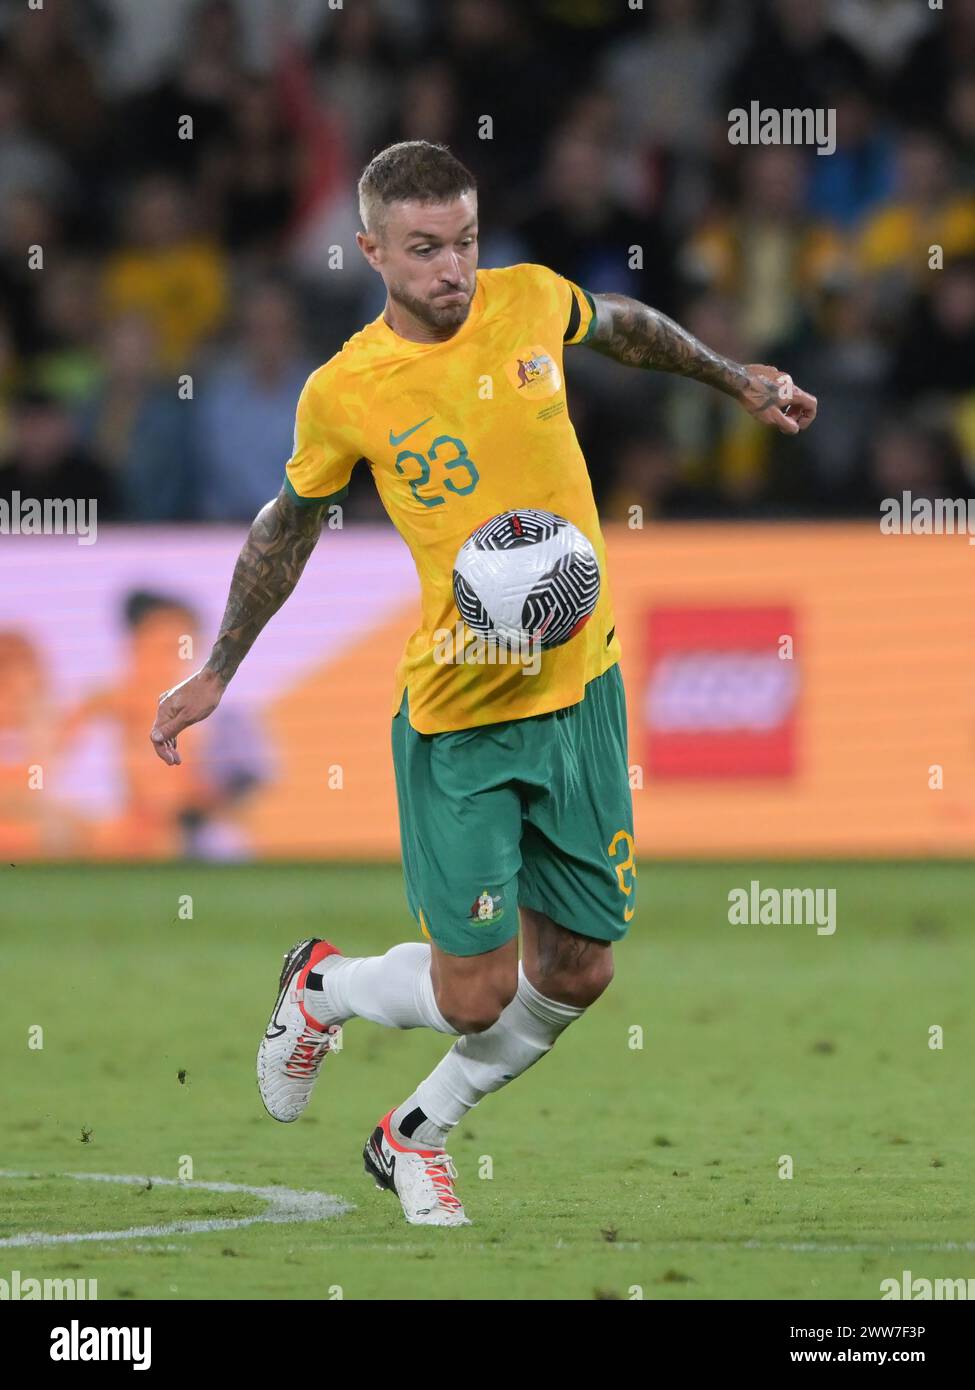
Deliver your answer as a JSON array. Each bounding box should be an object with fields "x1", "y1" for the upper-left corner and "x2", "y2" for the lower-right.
[{"x1": 285, "y1": 262, "x2": 621, "y2": 734}]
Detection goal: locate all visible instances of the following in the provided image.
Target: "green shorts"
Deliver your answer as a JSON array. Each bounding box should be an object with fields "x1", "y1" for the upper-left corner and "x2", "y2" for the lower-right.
[{"x1": 391, "y1": 663, "x2": 636, "y2": 957}]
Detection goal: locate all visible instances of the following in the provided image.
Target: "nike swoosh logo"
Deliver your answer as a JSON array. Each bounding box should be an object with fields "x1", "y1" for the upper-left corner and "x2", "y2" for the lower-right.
[
  {"x1": 265, "y1": 996, "x2": 287, "y2": 1039},
  {"x1": 373, "y1": 1144, "x2": 395, "y2": 1177},
  {"x1": 389, "y1": 416, "x2": 432, "y2": 446},
  {"x1": 265, "y1": 963, "x2": 299, "y2": 1039}
]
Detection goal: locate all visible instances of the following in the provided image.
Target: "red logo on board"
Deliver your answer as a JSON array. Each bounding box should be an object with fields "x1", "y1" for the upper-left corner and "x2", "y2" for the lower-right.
[{"x1": 644, "y1": 606, "x2": 798, "y2": 778}]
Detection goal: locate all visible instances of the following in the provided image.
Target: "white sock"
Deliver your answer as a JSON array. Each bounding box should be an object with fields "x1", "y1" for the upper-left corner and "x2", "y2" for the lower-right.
[
  {"x1": 303, "y1": 942, "x2": 456, "y2": 1034},
  {"x1": 391, "y1": 962, "x2": 585, "y2": 1147}
]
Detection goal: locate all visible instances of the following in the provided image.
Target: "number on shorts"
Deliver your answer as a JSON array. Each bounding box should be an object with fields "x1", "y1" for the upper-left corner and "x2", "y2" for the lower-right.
[{"x1": 608, "y1": 829, "x2": 636, "y2": 922}]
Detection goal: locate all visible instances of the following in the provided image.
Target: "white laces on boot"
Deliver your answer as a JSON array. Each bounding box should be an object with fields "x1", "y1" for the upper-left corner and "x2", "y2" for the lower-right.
[
  {"x1": 415, "y1": 1152, "x2": 463, "y2": 1213},
  {"x1": 284, "y1": 1024, "x2": 339, "y2": 1078}
]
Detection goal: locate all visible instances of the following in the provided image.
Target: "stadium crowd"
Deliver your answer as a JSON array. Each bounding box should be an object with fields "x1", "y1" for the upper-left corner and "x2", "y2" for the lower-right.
[{"x1": 1, "y1": 0, "x2": 973, "y2": 523}]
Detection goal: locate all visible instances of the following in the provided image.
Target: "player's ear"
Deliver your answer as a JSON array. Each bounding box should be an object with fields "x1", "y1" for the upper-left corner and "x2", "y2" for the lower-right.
[{"x1": 356, "y1": 230, "x2": 382, "y2": 269}]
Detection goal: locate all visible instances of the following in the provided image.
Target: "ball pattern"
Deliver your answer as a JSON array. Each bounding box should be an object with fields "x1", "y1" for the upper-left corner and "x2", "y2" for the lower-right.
[{"x1": 452, "y1": 509, "x2": 600, "y2": 650}]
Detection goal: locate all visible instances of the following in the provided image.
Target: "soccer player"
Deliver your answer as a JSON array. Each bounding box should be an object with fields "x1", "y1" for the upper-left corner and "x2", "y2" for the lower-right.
[{"x1": 150, "y1": 141, "x2": 817, "y2": 1227}]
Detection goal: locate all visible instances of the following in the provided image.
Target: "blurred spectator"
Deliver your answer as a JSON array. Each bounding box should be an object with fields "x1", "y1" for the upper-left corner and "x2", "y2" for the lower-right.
[
  {"x1": 30, "y1": 259, "x2": 103, "y2": 406},
  {"x1": 3, "y1": 2, "x2": 105, "y2": 168},
  {"x1": 513, "y1": 122, "x2": 675, "y2": 310},
  {"x1": 112, "y1": 0, "x2": 241, "y2": 179},
  {"x1": 0, "y1": 389, "x2": 119, "y2": 516},
  {"x1": 603, "y1": 0, "x2": 738, "y2": 227},
  {"x1": 890, "y1": 0, "x2": 975, "y2": 128},
  {"x1": 946, "y1": 74, "x2": 975, "y2": 188},
  {"x1": 429, "y1": 0, "x2": 567, "y2": 218},
  {"x1": 195, "y1": 281, "x2": 316, "y2": 520},
  {"x1": 79, "y1": 315, "x2": 197, "y2": 521},
  {"x1": 829, "y1": 0, "x2": 932, "y2": 75},
  {"x1": 683, "y1": 148, "x2": 843, "y2": 352},
  {"x1": 0, "y1": 66, "x2": 71, "y2": 206},
  {"x1": 807, "y1": 86, "x2": 897, "y2": 229},
  {"x1": 272, "y1": 33, "x2": 353, "y2": 287},
  {"x1": 663, "y1": 292, "x2": 775, "y2": 511},
  {"x1": 771, "y1": 281, "x2": 890, "y2": 513},
  {"x1": 602, "y1": 436, "x2": 688, "y2": 522},
  {"x1": 857, "y1": 131, "x2": 975, "y2": 289},
  {"x1": 92, "y1": 0, "x2": 206, "y2": 97},
  {"x1": 892, "y1": 260, "x2": 975, "y2": 401},
  {"x1": 868, "y1": 417, "x2": 969, "y2": 509},
  {"x1": 312, "y1": 0, "x2": 400, "y2": 166},
  {"x1": 724, "y1": 0, "x2": 866, "y2": 115},
  {"x1": 102, "y1": 176, "x2": 228, "y2": 370},
  {"x1": 204, "y1": 77, "x2": 301, "y2": 260},
  {"x1": 0, "y1": 190, "x2": 62, "y2": 358}
]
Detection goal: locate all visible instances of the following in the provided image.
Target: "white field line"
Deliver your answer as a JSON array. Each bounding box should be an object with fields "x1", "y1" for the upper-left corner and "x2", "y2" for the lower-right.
[
  {"x1": 1, "y1": 1174, "x2": 970, "y2": 1256},
  {"x1": 0, "y1": 1171, "x2": 353, "y2": 1248}
]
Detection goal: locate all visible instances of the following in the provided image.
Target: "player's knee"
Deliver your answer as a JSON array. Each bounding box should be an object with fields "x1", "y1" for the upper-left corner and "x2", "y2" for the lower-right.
[
  {"x1": 582, "y1": 949, "x2": 615, "y2": 1003},
  {"x1": 567, "y1": 961, "x2": 614, "y2": 1007},
  {"x1": 436, "y1": 980, "x2": 515, "y2": 1035},
  {"x1": 533, "y1": 946, "x2": 614, "y2": 1008},
  {"x1": 441, "y1": 1009, "x2": 496, "y2": 1035}
]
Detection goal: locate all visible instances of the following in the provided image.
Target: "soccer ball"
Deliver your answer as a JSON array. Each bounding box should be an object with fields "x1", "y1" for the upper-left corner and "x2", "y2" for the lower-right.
[{"x1": 452, "y1": 509, "x2": 600, "y2": 650}]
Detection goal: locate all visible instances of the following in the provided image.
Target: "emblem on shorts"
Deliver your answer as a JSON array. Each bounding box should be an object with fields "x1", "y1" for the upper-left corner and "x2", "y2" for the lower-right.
[{"x1": 470, "y1": 890, "x2": 504, "y2": 925}]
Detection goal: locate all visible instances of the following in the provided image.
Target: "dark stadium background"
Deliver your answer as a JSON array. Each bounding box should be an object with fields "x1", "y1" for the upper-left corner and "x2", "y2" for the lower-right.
[{"x1": 1, "y1": 0, "x2": 973, "y2": 527}]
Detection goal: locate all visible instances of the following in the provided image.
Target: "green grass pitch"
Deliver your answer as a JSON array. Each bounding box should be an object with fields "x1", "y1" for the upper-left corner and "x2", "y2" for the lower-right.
[{"x1": 1, "y1": 862, "x2": 972, "y2": 1301}]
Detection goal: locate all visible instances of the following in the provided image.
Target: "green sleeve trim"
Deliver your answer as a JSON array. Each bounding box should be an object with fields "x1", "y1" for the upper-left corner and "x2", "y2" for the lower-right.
[
  {"x1": 284, "y1": 477, "x2": 349, "y2": 508},
  {"x1": 577, "y1": 288, "x2": 599, "y2": 345}
]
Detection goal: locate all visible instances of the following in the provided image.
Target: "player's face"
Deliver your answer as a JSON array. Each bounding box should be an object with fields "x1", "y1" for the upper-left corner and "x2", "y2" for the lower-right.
[{"x1": 361, "y1": 194, "x2": 479, "y2": 333}]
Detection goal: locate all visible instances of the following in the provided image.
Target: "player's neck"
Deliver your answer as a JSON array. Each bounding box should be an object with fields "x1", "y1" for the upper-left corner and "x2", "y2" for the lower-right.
[{"x1": 382, "y1": 297, "x2": 469, "y2": 345}]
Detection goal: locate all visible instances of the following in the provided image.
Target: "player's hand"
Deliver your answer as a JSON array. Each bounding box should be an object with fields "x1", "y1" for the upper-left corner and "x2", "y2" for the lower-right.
[
  {"x1": 738, "y1": 364, "x2": 817, "y2": 435},
  {"x1": 150, "y1": 668, "x2": 225, "y2": 766}
]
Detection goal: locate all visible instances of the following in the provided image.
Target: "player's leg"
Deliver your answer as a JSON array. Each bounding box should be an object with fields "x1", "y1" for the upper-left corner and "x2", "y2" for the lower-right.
[
  {"x1": 305, "y1": 692, "x2": 524, "y2": 1033},
  {"x1": 385, "y1": 908, "x2": 612, "y2": 1146},
  {"x1": 316, "y1": 690, "x2": 523, "y2": 1027},
  {"x1": 362, "y1": 694, "x2": 564, "y2": 1224},
  {"x1": 382, "y1": 906, "x2": 619, "y2": 1158},
  {"x1": 257, "y1": 689, "x2": 523, "y2": 1126},
  {"x1": 519, "y1": 905, "x2": 615, "y2": 1004},
  {"x1": 372, "y1": 663, "x2": 635, "y2": 1221},
  {"x1": 360, "y1": 936, "x2": 524, "y2": 1228},
  {"x1": 306, "y1": 930, "x2": 517, "y2": 1034},
  {"x1": 256, "y1": 933, "x2": 518, "y2": 1125},
  {"x1": 364, "y1": 913, "x2": 600, "y2": 1229}
]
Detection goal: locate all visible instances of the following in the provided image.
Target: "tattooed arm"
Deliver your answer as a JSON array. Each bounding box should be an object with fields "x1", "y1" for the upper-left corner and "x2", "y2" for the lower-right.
[
  {"x1": 150, "y1": 485, "x2": 326, "y2": 765},
  {"x1": 584, "y1": 293, "x2": 817, "y2": 434}
]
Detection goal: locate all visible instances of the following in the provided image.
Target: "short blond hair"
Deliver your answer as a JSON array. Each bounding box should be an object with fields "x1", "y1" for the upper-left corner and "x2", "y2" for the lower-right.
[{"x1": 358, "y1": 141, "x2": 476, "y2": 238}]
